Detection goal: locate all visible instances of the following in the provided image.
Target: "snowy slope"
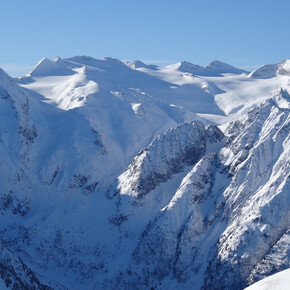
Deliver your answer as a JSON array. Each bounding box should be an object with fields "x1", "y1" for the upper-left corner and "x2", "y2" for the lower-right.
[
  {"x1": 0, "y1": 57, "x2": 289, "y2": 289},
  {"x1": 108, "y1": 121, "x2": 223, "y2": 199},
  {"x1": 18, "y1": 56, "x2": 212, "y2": 180},
  {"x1": 101, "y1": 89, "x2": 289, "y2": 290},
  {"x1": 203, "y1": 89, "x2": 290, "y2": 289},
  {"x1": 249, "y1": 59, "x2": 290, "y2": 79},
  {"x1": 0, "y1": 241, "x2": 49, "y2": 289},
  {"x1": 245, "y1": 268, "x2": 290, "y2": 290},
  {"x1": 77, "y1": 87, "x2": 287, "y2": 290},
  {"x1": 175, "y1": 59, "x2": 248, "y2": 76},
  {"x1": 127, "y1": 58, "x2": 285, "y2": 122},
  {"x1": 17, "y1": 56, "x2": 290, "y2": 135},
  {"x1": 18, "y1": 56, "x2": 281, "y2": 125}
]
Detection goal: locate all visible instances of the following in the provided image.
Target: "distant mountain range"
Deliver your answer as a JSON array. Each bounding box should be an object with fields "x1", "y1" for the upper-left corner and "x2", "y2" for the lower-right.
[{"x1": 0, "y1": 57, "x2": 289, "y2": 289}]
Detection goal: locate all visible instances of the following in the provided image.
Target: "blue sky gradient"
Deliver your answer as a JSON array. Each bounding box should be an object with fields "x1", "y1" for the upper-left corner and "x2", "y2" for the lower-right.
[{"x1": 1, "y1": 0, "x2": 289, "y2": 76}]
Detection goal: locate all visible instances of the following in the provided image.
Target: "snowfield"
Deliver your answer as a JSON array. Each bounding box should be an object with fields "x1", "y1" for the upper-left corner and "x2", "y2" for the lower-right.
[
  {"x1": 0, "y1": 57, "x2": 289, "y2": 289},
  {"x1": 245, "y1": 268, "x2": 290, "y2": 290}
]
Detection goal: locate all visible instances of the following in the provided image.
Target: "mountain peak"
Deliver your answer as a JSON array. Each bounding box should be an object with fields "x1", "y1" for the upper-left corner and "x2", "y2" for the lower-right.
[
  {"x1": 53, "y1": 56, "x2": 62, "y2": 62},
  {"x1": 205, "y1": 60, "x2": 248, "y2": 75},
  {"x1": 208, "y1": 60, "x2": 227, "y2": 67},
  {"x1": 173, "y1": 59, "x2": 247, "y2": 76},
  {"x1": 104, "y1": 56, "x2": 124, "y2": 64},
  {"x1": 178, "y1": 61, "x2": 203, "y2": 72},
  {"x1": 124, "y1": 60, "x2": 157, "y2": 70},
  {"x1": 277, "y1": 59, "x2": 290, "y2": 76},
  {"x1": 0, "y1": 55, "x2": 289, "y2": 289},
  {"x1": 25, "y1": 57, "x2": 74, "y2": 77},
  {"x1": 249, "y1": 59, "x2": 290, "y2": 79}
]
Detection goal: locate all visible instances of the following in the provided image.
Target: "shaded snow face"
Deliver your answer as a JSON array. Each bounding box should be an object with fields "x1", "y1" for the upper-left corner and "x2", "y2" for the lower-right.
[{"x1": 0, "y1": 241, "x2": 48, "y2": 289}]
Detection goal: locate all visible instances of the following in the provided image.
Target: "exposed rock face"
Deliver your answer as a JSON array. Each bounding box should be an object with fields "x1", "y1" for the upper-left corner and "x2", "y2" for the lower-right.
[
  {"x1": 0, "y1": 60, "x2": 289, "y2": 289},
  {"x1": 106, "y1": 89, "x2": 289, "y2": 289},
  {"x1": 0, "y1": 241, "x2": 50, "y2": 289},
  {"x1": 109, "y1": 121, "x2": 224, "y2": 199},
  {"x1": 129, "y1": 153, "x2": 226, "y2": 288},
  {"x1": 203, "y1": 90, "x2": 290, "y2": 289}
]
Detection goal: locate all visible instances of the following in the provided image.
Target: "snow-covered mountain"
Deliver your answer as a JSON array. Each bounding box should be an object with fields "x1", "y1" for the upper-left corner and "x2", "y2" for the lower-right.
[
  {"x1": 169, "y1": 60, "x2": 249, "y2": 76},
  {"x1": 249, "y1": 59, "x2": 290, "y2": 79},
  {"x1": 0, "y1": 241, "x2": 49, "y2": 289},
  {"x1": 245, "y1": 268, "x2": 290, "y2": 290},
  {"x1": 0, "y1": 57, "x2": 289, "y2": 289}
]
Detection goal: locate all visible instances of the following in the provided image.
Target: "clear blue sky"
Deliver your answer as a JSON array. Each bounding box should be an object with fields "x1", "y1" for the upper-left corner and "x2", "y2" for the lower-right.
[{"x1": 1, "y1": 0, "x2": 290, "y2": 76}]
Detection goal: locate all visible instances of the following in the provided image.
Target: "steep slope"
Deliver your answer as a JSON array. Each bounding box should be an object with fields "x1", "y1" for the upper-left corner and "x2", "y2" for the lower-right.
[
  {"x1": 18, "y1": 56, "x2": 289, "y2": 127},
  {"x1": 0, "y1": 58, "x2": 289, "y2": 289},
  {"x1": 18, "y1": 56, "x2": 213, "y2": 171},
  {"x1": 0, "y1": 67, "x2": 38, "y2": 215},
  {"x1": 204, "y1": 89, "x2": 290, "y2": 289},
  {"x1": 124, "y1": 153, "x2": 228, "y2": 289},
  {"x1": 102, "y1": 89, "x2": 289, "y2": 289},
  {"x1": 108, "y1": 121, "x2": 224, "y2": 199},
  {"x1": 0, "y1": 69, "x2": 51, "y2": 289},
  {"x1": 249, "y1": 59, "x2": 290, "y2": 79},
  {"x1": 0, "y1": 241, "x2": 49, "y2": 290},
  {"x1": 0, "y1": 65, "x2": 109, "y2": 192},
  {"x1": 25, "y1": 57, "x2": 75, "y2": 78}
]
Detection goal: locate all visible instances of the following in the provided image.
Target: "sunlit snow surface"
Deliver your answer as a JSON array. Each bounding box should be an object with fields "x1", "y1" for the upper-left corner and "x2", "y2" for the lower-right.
[
  {"x1": 17, "y1": 56, "x2": 290, "y2": 172},
  {"x1": 245, "y1": 268, "x2": 290, "y2": 290},
  {"x1": 0, "y1": 57, "x2": 288, "y2": 289},
  {"x1": 18, "y1": 57, "x2": 290, "y2": 132}
]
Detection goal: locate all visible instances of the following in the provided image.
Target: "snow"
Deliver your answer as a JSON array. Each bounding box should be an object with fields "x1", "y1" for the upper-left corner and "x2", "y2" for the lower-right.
[
  {"x1": 0, "y1": 56, "x2": 289, "y2": 289},
  {"x1": 131, "y1": 102, "x2": 145, "y2": 116},
  {"x1": 250, "y1": 59, "x2": 290, "y2": 79},
  {"x1": 245, "y1": 268, "x2": 290, "y2": 290},
  {"x1": 17, "y1": 56, "x2": 278, "y2": 122},
  {"x1": 25, "y1": 57, "x2": 75, "y2": 77}
]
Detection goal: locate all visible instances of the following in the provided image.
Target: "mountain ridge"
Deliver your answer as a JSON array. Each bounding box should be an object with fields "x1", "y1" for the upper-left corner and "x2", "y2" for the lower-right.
[{"x1": 0, "y1": 57, "x2": 289, "y2": 289}]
